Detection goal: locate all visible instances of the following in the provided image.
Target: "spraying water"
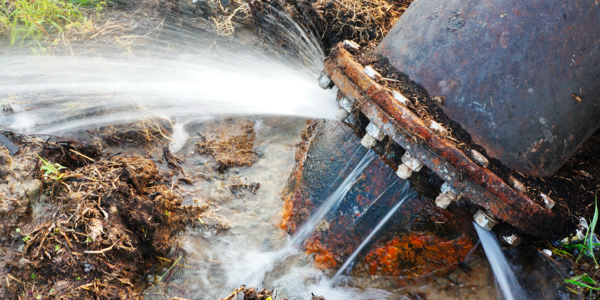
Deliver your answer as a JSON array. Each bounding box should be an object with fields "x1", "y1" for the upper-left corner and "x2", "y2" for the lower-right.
[
  {"x1": 474, "y1": 224, "x2": 528, "y2": 300},
  {"x1": 332, "y1": 180, "x2": 416, "y2": 281},
  {"x1": 290, "y1": 150, "x2": 376, "y2": 247}
]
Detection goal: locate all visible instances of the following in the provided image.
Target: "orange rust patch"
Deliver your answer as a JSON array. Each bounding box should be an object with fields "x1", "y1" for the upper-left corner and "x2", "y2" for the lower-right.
[
  {"x1": 364, "y1": 233, "x2": 473, "y2": 278},
  {"x1": 305, "y1": 237, "x2": 338, "y2": 270}
]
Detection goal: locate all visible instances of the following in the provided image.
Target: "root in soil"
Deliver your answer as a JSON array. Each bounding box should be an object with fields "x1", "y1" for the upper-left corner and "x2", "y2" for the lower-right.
[
  {"x1": 196, "y1": 119, "x2": 257, "y2": 173},
  {"x1": 0, "y1": 134, "x2": 227, "y2": 299}
]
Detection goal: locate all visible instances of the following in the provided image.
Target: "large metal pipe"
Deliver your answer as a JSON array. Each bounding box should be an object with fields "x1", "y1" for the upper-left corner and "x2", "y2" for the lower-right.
[{"x1": 378, "y1": 0, "x2": 600, "y2": 177}]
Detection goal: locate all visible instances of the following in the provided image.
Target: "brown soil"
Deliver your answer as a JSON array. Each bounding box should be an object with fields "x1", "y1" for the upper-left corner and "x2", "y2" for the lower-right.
[
  {"x1": 196, "y1": 119, "x2": 258, "y2": 173},
  {"x1": 351, "y1": 49, "x2": 600, "y2": 236},
  {"x1": 0, "y1": 134, "x2": 227, "y2": 299},
  {"x1": 290, "y1": 0, "x2": 413, "y2": 53}
]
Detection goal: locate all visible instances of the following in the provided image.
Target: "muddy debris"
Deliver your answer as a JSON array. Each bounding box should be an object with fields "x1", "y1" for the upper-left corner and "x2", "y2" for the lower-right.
[
  {"x1": 196, "y1": 119, "x2": 258, "y2": 173},
  {"x1": 0, "y1": 135, "x2": 227, "y2": 299}
]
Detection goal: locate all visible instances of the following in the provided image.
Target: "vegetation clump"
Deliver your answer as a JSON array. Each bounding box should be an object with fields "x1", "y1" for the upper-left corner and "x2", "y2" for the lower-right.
[{"x1": 0, "y1": 0, "x2": 106, "y2": 47}]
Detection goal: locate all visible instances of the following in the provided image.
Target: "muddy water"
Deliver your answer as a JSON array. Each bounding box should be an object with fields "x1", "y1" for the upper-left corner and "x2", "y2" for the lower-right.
[{"x1": 136, "y1": 117, "x2": 508, "y2": 300}]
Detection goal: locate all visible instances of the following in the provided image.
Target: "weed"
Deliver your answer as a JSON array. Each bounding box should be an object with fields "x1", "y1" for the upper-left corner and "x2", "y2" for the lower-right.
[
  {"x1": 38, "y1": 155, "x2": 66, "y2": 181},
  {"x1": 0, "y1": 0, "x2": 106, "y2": 47},
  {"x1": 563, "y1": 197, "x2": 600, "y2": 267}
]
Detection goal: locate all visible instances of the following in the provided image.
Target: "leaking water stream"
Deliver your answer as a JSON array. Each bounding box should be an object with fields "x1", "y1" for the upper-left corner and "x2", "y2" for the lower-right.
[{"x1": 0, "y1": 4, "x2": 572, "y2": 299}]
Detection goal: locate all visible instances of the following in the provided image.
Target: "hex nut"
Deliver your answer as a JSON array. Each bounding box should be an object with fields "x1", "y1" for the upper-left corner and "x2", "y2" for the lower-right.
[
  {"x1": 339, "y1": 97, "x2": 353, "y2": 112},
  {"x1": 474, "y1": 210, "x2": 497, "y2": 230},
  {"x1": 360, "y1": 134, "x2": 377, "y2": 149},
  {"x1": 318, "y1": 73, "x2": 334, "y2": 89},
  {"x1": 401, "y1": 152, "x2": 423, "y2": 172},
  {"x1": 396, "y1": 164, "x2": 413, "y2": 180},
  {"x1": 335, "y1": 108, "x2": 350, "y2": 121},
  {"x1": 366, "y1": 122, "x2": 385, "y2": 141}
]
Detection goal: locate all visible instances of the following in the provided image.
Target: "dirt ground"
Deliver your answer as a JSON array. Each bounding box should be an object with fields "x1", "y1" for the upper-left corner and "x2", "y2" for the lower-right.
[{"x1": 0, "y1": 133, "x2": 228, "y2": 299}]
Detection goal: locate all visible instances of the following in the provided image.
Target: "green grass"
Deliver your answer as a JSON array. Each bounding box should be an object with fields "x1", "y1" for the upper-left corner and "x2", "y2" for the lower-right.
[
  {"x1": 563, "y1": 196, "x2": 600, "y2": 295},
  {"x1": 38, "y1": 155, "x2": 66, "y2": 181},
  {"x1": 0, "y1": 0, "x2": 106, "y2": 47}
]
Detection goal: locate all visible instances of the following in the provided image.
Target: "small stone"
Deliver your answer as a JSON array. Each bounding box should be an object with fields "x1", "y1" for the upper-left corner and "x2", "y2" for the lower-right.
[
  {"x1": 543, "y1": 249, "x2": 553, "y2": 257},
  {"x1": 365, "y1": 122, "x2": 385, "y2": 141},
  {"x1": 396, "y1": 164, "x2": 412, "y2": 180},
  {"x1": 502, "y1": 234, "x2": 522, "y2": 246},
  {"x1": 401, "y1": 152, "x2": 423, "y2": 172},
  {"x1": 360, "y1": 134, "x2": 377, "y2": 149},
  {"x1": 432, "y1": 96, "x2": 445, "y2": 106},
  {"x1": 364, "y1": 66, "x2": 382, "y2": 80}
]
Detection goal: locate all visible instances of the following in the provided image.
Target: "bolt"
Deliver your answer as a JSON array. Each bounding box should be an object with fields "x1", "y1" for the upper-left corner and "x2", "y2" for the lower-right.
[
  {"x1": 342, "y1": 40, "x2": 360, "y2": 51},
  {"x1": 474, "y1": 210, "x2": 497, "y2": 230},
  {"x1": 401, "y1": 152, "x2": 423, "y2": 172},
  {"x1": 435, "y1": 182, "x2": 458, "y2": 209},
  {"x1": 471, "y1": 149, "x2": 489, "y2": 168},
  {"x1": 318, "y1": 73, "x2": 334, "y2": 89},
  {"x1": 364, "y1": 66, "x2": 382, "y2": 81},
  {"x1": 392, "y1": 90, "x2": 410, "y2": 105},
  {"x1": 396, "y1": 164, "x2": 412, "y2": 180},
  {"x1": 335, "y1": 108, "x2": 350, "y2": 121},
  {"x1": 509, "y1": 176, "x2": 527, "y2": 193},
  {"x1": 540, "y1": 193, "x2": 555, "y2": 209},
  {"x1": 428, "y1": 120, "x2": 448, "y2": 138},
  {"x1": 361, "y1": 134, "x2": 377, "y2": 149},
  {"x1": 366, "y1": 122, "x2": 385, "y2": 141},
  {"x1": 339, "y1": 97, "x2": 353, "y2": 113}
]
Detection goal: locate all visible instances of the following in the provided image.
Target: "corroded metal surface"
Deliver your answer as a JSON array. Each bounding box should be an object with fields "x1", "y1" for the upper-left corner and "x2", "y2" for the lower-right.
[
  {"x1": 324, "y1": 45, "x2": 559, "y2": 237},
  {"x1": 282, "y1": 120, "x2": 475, "y2": 276},
  {"x1": 379, "y1": 0, "x2": 600, "y2": 177}
]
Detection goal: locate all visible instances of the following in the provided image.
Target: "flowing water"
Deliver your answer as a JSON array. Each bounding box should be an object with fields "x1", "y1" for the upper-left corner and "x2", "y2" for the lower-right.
[
  {"x1": 332, "y1": 180, "x2": 416, "y2": 281},
  {"x1": 475, "y1": 224, "x2": 528, "y2": 300},
  {"x1": 0, "y1": 3, "x2": 568, "y2": 299}
]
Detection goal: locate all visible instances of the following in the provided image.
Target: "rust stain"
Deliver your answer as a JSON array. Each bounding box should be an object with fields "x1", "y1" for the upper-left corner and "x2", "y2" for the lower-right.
[
  {"x1": 324, "y1": 44, "x2": 559, "y2": 237},
  {"x1": 364, "y1": 233, "x2": 473, "y2": 278}
]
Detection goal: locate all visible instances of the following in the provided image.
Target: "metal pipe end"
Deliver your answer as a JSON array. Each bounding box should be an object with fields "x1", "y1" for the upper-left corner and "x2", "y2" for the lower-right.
[
  {"x1": 428, "y1": 120, "x2": 448, "y2": 138},
  {"x1": 366, "y1": 122, "x2": 385, "y2": 141},
  {"x1": 318, "y1": 72, "x2": 334, "y2": 89},
  {"x1": 401, "y1": 152, "x2": 423, "y2": 172},
  {"x1": 342, "y1": 40, "x2": 360, "y2": 51},
  {"x1": 509, "y1": 176, "x2": 527, "y2": 193},
  {"x1": 474, "y1": 210, "x2": 497, "y2": 230},
  {"x1": 361, "y1": 134, "x2": 377, "y2": 149},
  {"x1": 540, "y1": 193, "x2": 555, "y2": 210},
  {"x1": 396, "y1": 164, "x2": 412, "y2": 180},
  {"x1": 364, "y1": 66, "x2": 382, "y2": 81},
  {"x1": 392, "y1": 90, "x2": 410, "y2": 105},
  {"x1": 471, "y1": 149, "x2": 489, "y2": 168}
]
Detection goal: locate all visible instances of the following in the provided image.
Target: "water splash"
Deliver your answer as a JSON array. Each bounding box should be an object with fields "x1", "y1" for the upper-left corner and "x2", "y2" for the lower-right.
[
  {"x1": 333, "y1": 180, "x2": 416, "y2": 281},
  {"x1": 474, "y1": 224, "x2": 528, "y2": 300},
  {"x1": 0, "y1": 53, "x2": 338, "y2": 134},
  {"x1": 289, "y1": 150, "x2": 376, "y2": 247}
]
